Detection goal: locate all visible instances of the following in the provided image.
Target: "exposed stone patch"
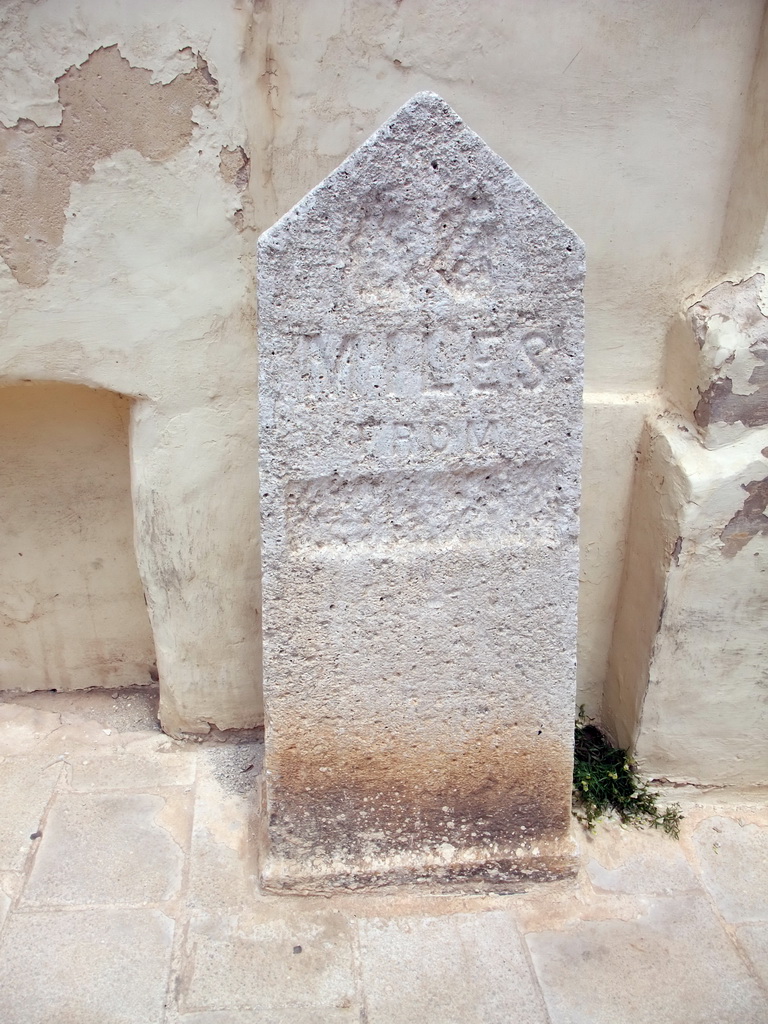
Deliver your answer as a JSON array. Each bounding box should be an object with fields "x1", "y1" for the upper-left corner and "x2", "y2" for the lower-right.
[
  {"x1": 0, "y1": 46, "x2": 217, "y2": 287},
  {"x1": 721, "y1": 476, "x2": 768, "y2": 557},
  {"x1": 671, "y1": 535, "x2": 682, "y2": 565},
  {"x1": 695, "y1": 373, "x2": 768, "y2": 430},
  {"x1": 219, "y1": 146, "x2": 250, "y2": 191}
]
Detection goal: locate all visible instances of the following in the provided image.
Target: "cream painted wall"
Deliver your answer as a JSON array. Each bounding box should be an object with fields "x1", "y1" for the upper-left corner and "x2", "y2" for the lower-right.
[{"x1": 0, "y1": 0, "x2": 764, "y2": 740}]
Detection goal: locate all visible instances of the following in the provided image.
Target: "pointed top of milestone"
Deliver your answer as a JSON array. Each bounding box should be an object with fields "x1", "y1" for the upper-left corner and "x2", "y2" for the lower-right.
[
  {"x1": 260, "y1": 91, "x2": 581, "y2": 252},
  {"x1": 258, "y1": 92, "x2": 583, "y2": 345},
  {"x1": 384, "y1": 89, "x2": 462, "y2": 126}
]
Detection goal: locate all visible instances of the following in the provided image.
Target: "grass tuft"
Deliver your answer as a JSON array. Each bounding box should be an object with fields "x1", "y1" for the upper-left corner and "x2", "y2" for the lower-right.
[{"x1": 572, "y1": 706, "x2": 683, "y2": 838}]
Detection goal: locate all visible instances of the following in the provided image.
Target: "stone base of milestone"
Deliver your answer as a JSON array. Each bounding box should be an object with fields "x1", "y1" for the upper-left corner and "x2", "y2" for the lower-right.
[{"x1": 255, "y1": 778, "x2": 578, "y2": 896}]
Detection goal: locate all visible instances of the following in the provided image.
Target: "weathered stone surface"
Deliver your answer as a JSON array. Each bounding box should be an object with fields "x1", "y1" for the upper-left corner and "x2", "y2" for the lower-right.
[
  {"x1": 0, "y1": 756, "x2": 62, "y2": 872},
  {"x1": 580, "y1": 819, "x2": 700, "y2": 895},
  {"x1": 257, "y1": 92, "x2": 584, "y2": 891},
  {"x1": 69, "y1": 748, "x2": 195, "y2": 791},
  {"x1": 181, "y1": 908, "x2": 357, "y2": 1013},
  {"x1": 186, "y1": 745, "x2": 262, "y2": 911},
  {"x1": 735, "y1": 924, "x2": 768, "y2": 989},
  {"x1": 174, "y1": 1012, "x2": 360, "y2": 1024}
]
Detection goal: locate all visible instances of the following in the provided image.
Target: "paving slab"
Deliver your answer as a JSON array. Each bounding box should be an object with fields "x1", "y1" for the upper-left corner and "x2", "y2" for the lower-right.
[
  {"x1": 3, "y1": 686, "x2": 161, "y2": 733},
  {"x1": 0, "y1": 699, "x2": 147, "y2": 757},
  {"x1": 22, "y1": 790, "x2": 188, "y2": 906},
  {"x1": 173, "y1": 1010, "x2": 359, "y2": 1024},
  {"x1": 0, "y1": 703, "x2": 64, "y2": 755},
  {"x1": 187, "y1": 753, "x2": 259, "y2": 912},
  {"x1": 579, "y1": 819, "x2": 700, "y2": 895},
  {"x1": 357, "y1": 910, "x2": 549, "y2": 1024},
  {"x1": 525, "y1": 894, "x2": 768, "y2": 1024},
  {"x1": 0, "y1": 883, "x2": 10, "y2": 935},
  {"x1": 180, "y1": 908, "x2": 357, "y2": 1014},
  {"x1": 0, "y1": 908, "x2": 173, "y2": 1024},
  {"x1": 3, "y1": 692, "x2": 768, "y2": 1023},
  {"x1": 0, "y1": 755, "x2": 61, "y2": 871},
  {"x1": 68, "y1": 747, "x2": 196, "y2": 791},
  {"x1": 735, "y1": 923, "x2": 768, "y2": 991},
  {"x1": 692, "y1": 815, "x2": 768, "y2": 922}
]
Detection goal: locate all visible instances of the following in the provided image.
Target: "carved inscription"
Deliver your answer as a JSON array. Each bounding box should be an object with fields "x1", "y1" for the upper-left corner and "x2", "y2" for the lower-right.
[
  {"x1": 295, "y1": 327, "x2": 557, "y2": 398},
  {"x1": 344, "y1": 417, "x2": 501, "y2": 459},
  {"x1": 284, "y1": 461, "x2": 558, "y2": 553}
]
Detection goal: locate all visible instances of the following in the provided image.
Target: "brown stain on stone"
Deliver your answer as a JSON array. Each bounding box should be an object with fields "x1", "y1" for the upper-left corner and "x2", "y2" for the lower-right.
[
  {"x1": 721, "y1": 475, "x2": 768, "y2": 557},
  {"x1": 266, "y1": 723, "x2": 572, "y2": 863},
  {"x1": 0, "y1": 46, "x2": 217, "y2": 287}
]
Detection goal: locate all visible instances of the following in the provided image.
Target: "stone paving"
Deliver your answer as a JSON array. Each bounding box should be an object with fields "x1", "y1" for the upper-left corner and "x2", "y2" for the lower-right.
[{"x1": 0, "y1": 687, "x2": 766, "y2": 1024}]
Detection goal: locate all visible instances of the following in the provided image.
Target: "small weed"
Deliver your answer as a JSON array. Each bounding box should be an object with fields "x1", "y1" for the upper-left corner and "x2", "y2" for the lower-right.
[{"x1": 572, "y1": 707, "x2": 683, "y2": 838}]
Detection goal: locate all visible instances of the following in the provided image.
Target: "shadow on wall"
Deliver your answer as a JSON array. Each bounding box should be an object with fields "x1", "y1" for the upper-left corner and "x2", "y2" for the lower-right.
[{"x1": 0, "y1": 382, "x2": 155, "y2": 692}]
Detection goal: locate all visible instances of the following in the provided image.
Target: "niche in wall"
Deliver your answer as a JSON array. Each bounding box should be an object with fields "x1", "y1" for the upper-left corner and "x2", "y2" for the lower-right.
[{"x1": 0, "y1": 382, "x2": 155, "y2": 691}]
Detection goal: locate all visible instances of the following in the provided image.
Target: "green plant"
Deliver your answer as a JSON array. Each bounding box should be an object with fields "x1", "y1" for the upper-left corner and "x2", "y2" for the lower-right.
[{"x1": 572, "y1": 707, "x2": 683, "y2": 838}]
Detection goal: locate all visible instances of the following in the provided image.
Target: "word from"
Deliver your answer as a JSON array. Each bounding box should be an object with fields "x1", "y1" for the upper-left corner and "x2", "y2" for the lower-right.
[{"x1": 344, "y1": 417, "x2": 501, "y2": 459}]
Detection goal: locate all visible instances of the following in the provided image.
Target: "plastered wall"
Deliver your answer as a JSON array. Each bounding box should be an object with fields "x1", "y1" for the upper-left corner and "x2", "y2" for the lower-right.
[
  {"x1": 0, "y1": 0, "x2": 765, "y2": 750},
  {"x1": 605, "y1": 276, "x2": 768, "y2": 787},
  {"x1": 0, "y1": 0, "x2": 261, "y2": 735}
]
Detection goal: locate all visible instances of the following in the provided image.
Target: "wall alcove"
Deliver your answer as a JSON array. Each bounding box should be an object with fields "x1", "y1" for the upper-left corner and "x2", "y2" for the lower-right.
[{"x1": 0, "y1": 382, "x2": 155, "y2": 692}]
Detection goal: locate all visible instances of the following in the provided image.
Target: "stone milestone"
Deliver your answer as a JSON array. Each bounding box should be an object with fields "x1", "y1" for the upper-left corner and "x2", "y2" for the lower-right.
[{"x1": 257, "y1": 92, "x2": 585, "y2": 892}]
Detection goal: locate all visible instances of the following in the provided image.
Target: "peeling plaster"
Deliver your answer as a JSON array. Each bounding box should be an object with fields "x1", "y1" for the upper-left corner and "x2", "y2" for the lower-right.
[
  {"x1": 690, "y1": 276, "x2": 768, "y2": 435},
  {"x1": 219, "y1": 145, "x2": 252, "y2": 231},
  {"x1": 0, "y1": 45, "x2": 217, "y2": 286},
  {"x1": 219, "y1": 146, "x2": 250, "y2": 191},
  {"x1": 721, "y1": 475, "x2": 768, "y2": 556}
]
